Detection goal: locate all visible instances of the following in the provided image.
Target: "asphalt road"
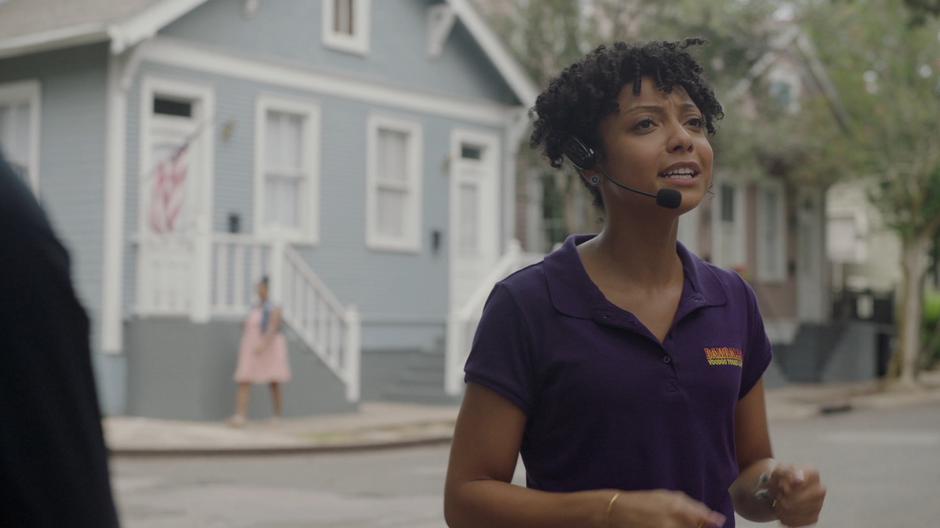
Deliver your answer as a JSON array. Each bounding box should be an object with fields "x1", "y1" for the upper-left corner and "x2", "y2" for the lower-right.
[{"x1": 113, "y1": 401, "x2": 940, "y2": 527}]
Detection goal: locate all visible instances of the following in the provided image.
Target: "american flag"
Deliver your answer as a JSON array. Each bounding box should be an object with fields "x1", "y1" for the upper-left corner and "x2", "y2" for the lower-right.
[{"x1": 148, "y1": 144, "x2": 189, "y2": 234}]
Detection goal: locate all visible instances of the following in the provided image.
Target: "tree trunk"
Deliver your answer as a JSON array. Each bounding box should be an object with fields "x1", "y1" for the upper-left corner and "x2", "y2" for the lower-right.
[{"x1": 893, "y1": 234, "x2": 931, "y2": 387}]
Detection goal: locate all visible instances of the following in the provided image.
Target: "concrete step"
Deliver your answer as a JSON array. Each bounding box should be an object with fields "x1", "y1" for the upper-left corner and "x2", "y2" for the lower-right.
[
  {"x1": 408, "y1": 363, "x2": 446, "y2": 377},
  {"x1": 382, "y1": 385, "x2": 460, "y2": 405},
  {"x1": 362, "y1": 347, "x2": 449, "y2": 404},
  {"x1": 409, "y1": 353, "x2": 445, "y2": 366},
  {"x1": 397, "y1": 372, "x2": 445, "y2": 387}
]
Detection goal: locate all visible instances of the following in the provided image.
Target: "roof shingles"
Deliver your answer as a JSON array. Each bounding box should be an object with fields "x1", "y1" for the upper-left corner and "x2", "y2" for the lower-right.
[{"x1": 0, "y1": 0, "x2": 159, "y2": 42}]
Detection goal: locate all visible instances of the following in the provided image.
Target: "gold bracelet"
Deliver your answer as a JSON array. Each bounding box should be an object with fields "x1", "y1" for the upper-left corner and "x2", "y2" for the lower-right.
[{"x1": 605, "y1": 492, "x2": 621, "y2": 527}]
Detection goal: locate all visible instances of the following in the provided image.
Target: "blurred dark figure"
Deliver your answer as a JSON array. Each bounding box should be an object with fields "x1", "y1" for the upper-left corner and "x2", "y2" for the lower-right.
[{"x1": 0, "y1": 154, "x2": 119, "y2": 527}]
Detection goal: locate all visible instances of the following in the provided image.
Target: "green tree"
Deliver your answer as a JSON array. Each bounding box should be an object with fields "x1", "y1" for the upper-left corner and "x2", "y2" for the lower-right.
[
  {"x1": 476, "y1": 0, "x2": 600, "y2": 247},
  {"x1": 798, "y1": 0, "x2": 940, "y2": 386},
  {"x1": 475, "y1": 0, "x2": 805, "y2": 246},
  {"x1": 612, "y1": 1, "x2": 826, "y2": 190},
  {"x1": 905, "y1": 0, "x2": 940, "y2": 24}
]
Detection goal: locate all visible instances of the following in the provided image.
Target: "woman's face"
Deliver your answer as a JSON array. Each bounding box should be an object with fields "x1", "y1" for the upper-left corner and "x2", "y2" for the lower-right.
[
  {"x1": 257, "y1": 281, "x2": 269, "y2": 301},
  {"x1": 593, "y1": 76, "x2": 714, "y2": 215}
]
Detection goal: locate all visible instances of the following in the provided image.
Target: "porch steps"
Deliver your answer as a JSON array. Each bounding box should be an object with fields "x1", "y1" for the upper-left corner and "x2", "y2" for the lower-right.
[
  {"x1": 775, "y1": 323, "x2": 839, "y2": 382},
  {"x1": 362, "y1": 347, "x2": 460, "y2": 406}
]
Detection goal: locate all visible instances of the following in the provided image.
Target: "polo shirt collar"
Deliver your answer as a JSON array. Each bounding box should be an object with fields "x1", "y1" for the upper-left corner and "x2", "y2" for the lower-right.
[{"x1": 543, "y1": 234, "x2": 727, "y2": 319}]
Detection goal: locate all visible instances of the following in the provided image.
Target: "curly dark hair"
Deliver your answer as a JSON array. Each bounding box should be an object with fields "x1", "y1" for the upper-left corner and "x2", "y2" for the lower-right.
[{"x1": 529, "y1": 38, "x2": 724, "y2": 208}]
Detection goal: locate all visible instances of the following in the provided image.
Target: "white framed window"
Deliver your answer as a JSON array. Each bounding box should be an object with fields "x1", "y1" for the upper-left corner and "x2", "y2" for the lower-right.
[
  {"x1": 254, "y1": 95, "x2": 320, "y2": 243},
  {"x1": 0, "y1": 80, "x2": 41, "y2": 194},
  {"x1": 322, "y1": 0, "x2": 371, "y2": 55},
  {"x1": 767, "y1": 66, "x2": 802, "y2": 114},
  {"x1": 366, "y1": 115, "x2": 422, "y2": 253},
  {"x1": 711, "y1": 180, "x2": 746, "y2": 271},
  {"x1": 757, "y1": 180, "x2": 787, "y2": 282}
]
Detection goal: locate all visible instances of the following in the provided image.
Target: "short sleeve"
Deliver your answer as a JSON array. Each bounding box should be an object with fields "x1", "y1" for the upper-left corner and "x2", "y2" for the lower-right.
[
  {"x1": 738, "y1": 278, "x2": 773, "y2": 400},
  {"x1": 463, "y1": 284, "x2": 535, "y2": 414}
]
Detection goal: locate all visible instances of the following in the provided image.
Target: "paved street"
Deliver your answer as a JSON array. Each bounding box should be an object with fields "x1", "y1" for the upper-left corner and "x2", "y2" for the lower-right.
[
  {"x1": 113, "y1": 402, "x2": 940, "y2": 527},
  {"x1": 736, "y1": 401, "x2": 940, "y2": 528}
]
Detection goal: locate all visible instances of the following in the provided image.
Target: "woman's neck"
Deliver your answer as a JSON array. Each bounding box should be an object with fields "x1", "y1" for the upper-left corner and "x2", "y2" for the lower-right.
[{"x1": 580, "y1": 215, "x2": 683, "y2": 289}]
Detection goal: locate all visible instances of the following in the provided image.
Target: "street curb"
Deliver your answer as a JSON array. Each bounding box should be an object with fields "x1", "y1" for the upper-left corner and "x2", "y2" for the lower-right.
[
  {"x1": 812, "y1": 388, "x2": 940, "y2": 417},
  {"x1": 106, "y1": 386, "x2": 940, "y2": 457},
  {"x1": 108, "y1": 434, "x2": 453, "y2": 458}
]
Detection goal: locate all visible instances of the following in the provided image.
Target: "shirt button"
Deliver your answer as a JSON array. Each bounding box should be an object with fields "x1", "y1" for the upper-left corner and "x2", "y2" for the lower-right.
[{"x1": 662, "y1": 355, "x2": 672, "y2": 364}]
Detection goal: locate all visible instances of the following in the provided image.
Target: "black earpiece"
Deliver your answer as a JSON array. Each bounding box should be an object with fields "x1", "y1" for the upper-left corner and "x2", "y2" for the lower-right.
[
  {"x1": 562, "y1": 136, "x2": 598, "y2": 171},
  {"x1": 561, "y1": 135, "x2": 682, "y2": 209}
]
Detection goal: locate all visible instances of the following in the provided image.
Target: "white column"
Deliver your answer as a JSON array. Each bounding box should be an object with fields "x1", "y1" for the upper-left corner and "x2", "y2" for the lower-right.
[
  {"x1": 502, "y1": 108, "x2": 529, "y2": 251},
  {"x1": 678, "y1": 205, "x2": 701, "y2": 254},
  {"x1": 190, "y1": 215, "x2": 212, "y2": 322},
  {"x1": 101, "y1": 53, "x2": 129, "y2": 353},
  {"x1": 797, "y1": 186, "x2": 829, "y2": 323},
  {"x1": 270, "y1": 238, "x2": 286, "y2": 305},
  {"x1": 445, "y1": 314, "x2": 462, "y2": 396},
  {"x1": 344, "y1": 305, "x2": 361, "y2": 402}
]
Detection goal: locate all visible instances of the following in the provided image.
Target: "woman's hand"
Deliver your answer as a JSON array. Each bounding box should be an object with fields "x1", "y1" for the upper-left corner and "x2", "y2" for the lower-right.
[
  {"x1": 608, "y1": 490, "x2": 727, "y2": 528},
  {"x1": 767, "y1": 465, "x2": 826, "y2": 527}
]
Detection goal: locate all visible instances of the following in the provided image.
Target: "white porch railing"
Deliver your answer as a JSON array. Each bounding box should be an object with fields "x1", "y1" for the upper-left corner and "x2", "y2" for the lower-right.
[
  {"x1": 445, "y1": 239, "x2": 543, "y2": 396},
  {"x1": 210, "y1": 233, "x2": 273, "y2": 317},
  {"x1": 209, "y1": 234, "x2": 360, "y2": 402}
]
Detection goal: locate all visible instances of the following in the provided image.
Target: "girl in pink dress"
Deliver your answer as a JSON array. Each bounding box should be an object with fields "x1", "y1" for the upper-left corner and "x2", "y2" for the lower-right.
[{"x1": 228, "y1": 276, "x2": 291, "y2": 426}]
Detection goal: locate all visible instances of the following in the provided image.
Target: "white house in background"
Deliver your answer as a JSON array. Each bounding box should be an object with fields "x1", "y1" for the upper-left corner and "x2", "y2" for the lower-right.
[
  {"x1": 662, "y1": 26, "x2": 836, "y2": 346},
  {"x1": 0, "y1": 0, "x2": 537, "y2": 419},
  {"x1": 827, "y1": 180, "x2": 902, "y2": 293},
  {"x1": 502, "y1": 19, "x2": 838, "y2": 349}
]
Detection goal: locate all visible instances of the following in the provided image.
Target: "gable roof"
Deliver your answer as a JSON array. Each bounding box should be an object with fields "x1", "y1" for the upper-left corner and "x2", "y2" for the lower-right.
[
  {"x1": 0, "y1": 0, "x2": 536, "y2": 107},
  {"x1": 0, "y1": 0, "x2": 209, "y2": 56},
  {"x1": 444, "y1": 0, "x2": 537, "y2": 107}
]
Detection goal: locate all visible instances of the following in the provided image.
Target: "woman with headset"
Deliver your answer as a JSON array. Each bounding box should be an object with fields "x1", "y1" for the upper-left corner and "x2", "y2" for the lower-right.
[{"x1": 444, "y1": 39, "x2": 826, "y2": 528}]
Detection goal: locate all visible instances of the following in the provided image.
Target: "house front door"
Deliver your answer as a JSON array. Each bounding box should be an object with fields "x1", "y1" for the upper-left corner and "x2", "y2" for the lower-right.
[
  {"x1": 449, "y1": 130, "x2": 500, "y2": 311},
  {"x1": 136, "y1": 79, "x2": 213, "y2": 316}
]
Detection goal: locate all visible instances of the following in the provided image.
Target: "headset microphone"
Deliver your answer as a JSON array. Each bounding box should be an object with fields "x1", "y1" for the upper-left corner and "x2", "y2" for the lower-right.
[{"x1": 562, "y1": 137, "x2": 682, "y2": 210}]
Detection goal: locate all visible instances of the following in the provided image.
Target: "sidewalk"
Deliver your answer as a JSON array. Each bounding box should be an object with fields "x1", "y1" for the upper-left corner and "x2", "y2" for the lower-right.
[
  {"x1": 105, "y1": 402, "x2": 459, "y2": 456},
  {"x1": 760, "y1": 368, "x2": 940, "y2": 420},
  {"x1": 105, "y1": 370, "x2": 940, "y2": 456}
]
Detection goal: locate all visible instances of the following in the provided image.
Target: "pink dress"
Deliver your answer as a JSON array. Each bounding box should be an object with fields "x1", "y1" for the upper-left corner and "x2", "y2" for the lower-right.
[{"x1": 233, "y1": 305, "x2": 291, "y2": 384}]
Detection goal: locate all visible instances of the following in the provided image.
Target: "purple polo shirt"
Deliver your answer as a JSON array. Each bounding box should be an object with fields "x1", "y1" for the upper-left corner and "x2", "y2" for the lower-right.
[{"x1": 464, "y1": 234, "x2": 773, "y2": 527}]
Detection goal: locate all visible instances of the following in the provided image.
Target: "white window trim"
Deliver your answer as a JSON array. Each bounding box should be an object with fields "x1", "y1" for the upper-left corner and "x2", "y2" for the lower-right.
[
  {"x1": 757, "y1": 179, "x2": 788, "y2": 282},
  {"x1": 142, "y1": 37, "x2": 513, "y2": 126},
  {"x1": 254, "y1": 94, "x2": 321, "y2": 245},
  {"x1": 0, "y1": 79, "x2": 41, "y2": 194},
  {"x1": 366, "y1": 114, "x2": 423, "y2": 253},
  {"x1": 767, "y1": 65, "x2": 802, "y2": 114},
  {"x1": 448, "y1": 128, "x2": 500, "y2": 261},
  {"x1": 322, "y1": 0, "x2": 371, "y2": 56},
  {"x1": 711, "y1": 180, "x2": 747, "y2": 270}
]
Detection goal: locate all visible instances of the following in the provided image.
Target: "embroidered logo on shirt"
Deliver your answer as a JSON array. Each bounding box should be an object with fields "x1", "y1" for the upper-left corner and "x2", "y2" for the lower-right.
[{"x1": 705, "y1": 347, "x2": 743, "y2": 367}]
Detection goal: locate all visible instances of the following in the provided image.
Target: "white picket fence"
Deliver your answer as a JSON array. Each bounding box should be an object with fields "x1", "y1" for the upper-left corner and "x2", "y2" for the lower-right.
[{"x1": 444, "y1": 239, "x2": 543, "y2": 396}]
